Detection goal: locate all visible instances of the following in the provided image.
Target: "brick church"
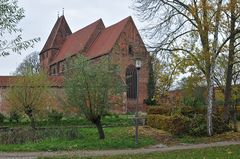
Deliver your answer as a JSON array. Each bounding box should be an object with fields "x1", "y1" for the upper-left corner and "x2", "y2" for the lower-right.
[
  {"x1": 0, "y1": 16, "x2": 150, "y2": 113},
  {"x1": 40, "y1": 15, "x2": 150, "y2": 112}
]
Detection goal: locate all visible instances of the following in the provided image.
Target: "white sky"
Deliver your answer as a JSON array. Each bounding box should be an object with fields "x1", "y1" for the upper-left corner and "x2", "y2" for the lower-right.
[{"x1": 0, "y1": 0, "x2": 144, "y2": 75}]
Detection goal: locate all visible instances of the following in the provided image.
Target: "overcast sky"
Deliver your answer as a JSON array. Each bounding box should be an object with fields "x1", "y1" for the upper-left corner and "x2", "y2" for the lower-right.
[{"x1": 0, "y1": 0, "x2": 144, "y2": 75}]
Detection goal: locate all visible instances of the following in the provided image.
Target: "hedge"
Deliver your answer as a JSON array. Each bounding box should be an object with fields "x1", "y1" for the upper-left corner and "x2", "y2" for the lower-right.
[
  {"x1": 180, "y1": 106, "x2": 206, "y2": 117},
  {"x1": 147, "y1": 106, "x2": 172, "y2": 115},
  {"x1": 215, "y1": 106, "x2": 240, "y2": 113},
  {"x1": 147, "y1": 114, "x2": 230, "y2": 136},
  {"x1": 146, "y1": 114, "x2": 190, "y2": 135}
]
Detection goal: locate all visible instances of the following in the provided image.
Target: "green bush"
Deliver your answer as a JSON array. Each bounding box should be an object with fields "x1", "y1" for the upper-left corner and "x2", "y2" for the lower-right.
[
  {"x1": 213, "y1": 113, "x2": 231, "y2": 134},
  {"x1": 188, "y1": 113, "x2": 230, "y2": 136},
  {"x1": 188, "y1": 114, "x2": 207, "y2": 136},
  {"x1": 144, "y1": 98, "x2": 157, "y2": 105},
  {"x1": 182, "y1": 96, "x2": 206, "y2": 108},
  {"x1": 9, "y1": 111, "x2": 20, "y2": 123},
  {"x1": 146, "y1": 114, "x2": 170, "y2": 130},
  {"x1": 0, "y1": 113, "x2": 5, "y2": 123},
  {"x1": 147, "y1": 106, "x2": 206, "y2": 117},
  {"x1": 180, "y1": 106, "x2": 206, "y2": 117},
  {"x1": 167, "y1": 115, "x2": 190, "y2": 136},
  {"x1": 147, "y1": 109, "x2": 230, "y2": 136},
  {"x1": 48, "y1": 110, "x2": 63, "y2": 123},
  {"x1": 146, "y1": 114, "x2": 190, "y2": 135},
  {"x1": 147, "y1": 106, "x2": 172, "y2": 115}
]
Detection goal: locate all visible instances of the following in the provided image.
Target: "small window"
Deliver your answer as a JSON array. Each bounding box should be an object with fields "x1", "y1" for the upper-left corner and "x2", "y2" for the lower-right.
[
  {"x1": 50, "y1": 65, "x2": 57, "y2": 75},
  {"x1": 53, "y1": 68, "x2": 56, "y2": 75},
  {"x1": 126, "y1": 65, "x2": 137, "y2": 99},
  {"x1": 59, "y1": 62, "x2": 65, "y2": 73},
  {"x1": 128, "y1": 45, "x2": 133, "y2": 55}
]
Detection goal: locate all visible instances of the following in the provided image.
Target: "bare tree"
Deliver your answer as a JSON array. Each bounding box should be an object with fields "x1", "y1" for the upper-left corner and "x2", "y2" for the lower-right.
[
  {"x1": 222, "y1": 0, "x2": 240, "y2": 123},
  {"x1": 132, "y1": 0, "x2": 238, "y2": 136}
]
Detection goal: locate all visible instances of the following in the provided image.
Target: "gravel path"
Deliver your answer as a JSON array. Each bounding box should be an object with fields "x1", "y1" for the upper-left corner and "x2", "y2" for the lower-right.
[{"x1": 1, "y1": 140, "x2": 240, "y2": 159}]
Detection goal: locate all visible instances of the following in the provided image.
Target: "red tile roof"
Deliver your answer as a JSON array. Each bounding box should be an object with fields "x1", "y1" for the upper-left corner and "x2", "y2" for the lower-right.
[
  {"x1": 47, "y1": 16, "x2": 131, "y2": 65},
  {"x1": 41, "y1": 16, "x2": 72, "y2": 54},
  {"x1": 51, "y1": 19, "x2": 105, "y2": 64},
  {"x1": 0, "y1": 76, "x2": 64, "y2": 87},
  {"x1": 86, "y1": 16, "x2": 131, "y2": 59}
]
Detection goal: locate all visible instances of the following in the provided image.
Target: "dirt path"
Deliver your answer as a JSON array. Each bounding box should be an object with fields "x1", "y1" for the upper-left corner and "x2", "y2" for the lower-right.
[{"x1": 1, "y1": 141, "x2": 240, "y2": 159}]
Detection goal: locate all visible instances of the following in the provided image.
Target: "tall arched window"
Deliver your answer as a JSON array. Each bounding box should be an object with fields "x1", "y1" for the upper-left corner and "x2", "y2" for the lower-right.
[{"x1": 126, "y1": 65, "x2": 137, "y2": 99}]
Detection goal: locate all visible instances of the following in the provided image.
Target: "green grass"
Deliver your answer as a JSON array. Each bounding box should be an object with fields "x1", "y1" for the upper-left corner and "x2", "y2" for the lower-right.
[
  {"x1": 40, "y1": 145, "x2": 240, "y2": 159},
  {"x1": 1, "y1": 115, "x2": 134, "y2": 128},
  {"x1": 177, "y1": 131, "x2": 240, "y2": 144},
  {"x1": 0, "y1": 127, "x2": 155, "y2": 152}
]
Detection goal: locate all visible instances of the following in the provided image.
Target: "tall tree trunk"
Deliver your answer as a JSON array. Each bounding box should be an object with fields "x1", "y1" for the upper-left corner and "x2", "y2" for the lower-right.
[
  {"x1": 205, "y1": 0, "x2": 222, "y2": 137},
  {"x1": 223, "y1": 0, "x2": 236, "y2": 124},
  {"x1": 25, "y1": 106, "x2": 36, "y2": 130},
  {"x1": 92, "y1": 116, "x2": 105, "y2": 139},
  {"x1": 207, "y1": 66, "x2": 214, "y2": 136},
  {"x1": 206, "y1": 0, "x2": 224, "y2": 136},
  {"x1": 201, "y1": 0, "x2": 213, "y2": 136},
  {"x1": 223, "y1": 42, "x2": 234, "y2": 123},
  {"x1": 29, "y1": 114, "x2": 36, "y2": 130}
]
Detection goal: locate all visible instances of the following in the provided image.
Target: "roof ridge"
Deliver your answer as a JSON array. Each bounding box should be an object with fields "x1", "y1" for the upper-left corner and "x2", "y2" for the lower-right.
[
  {"x1": 104, "y1": 16, "x2": 131, "y2": 53},
  {"x1": 71, "y1": 18, "x2": 103, "y2": 35},
  {"x1": 84, "y1": 19, "x2": 105, "y2": 53},
  {"x1": 49, "y1": 18, "x2": 105, "y2": 65},
  {"x1": 49, "y1": 16, "x2": 64, "y2": 49},
  {"x1": 106, "y1": 16, "x2": 131, "y2": 29},
  {"x1": 85, "y1": 16, "x2": 132, "y2": 58},
  {"x1": 40, "y1": 16, "x2": 70, "y2": 54}
]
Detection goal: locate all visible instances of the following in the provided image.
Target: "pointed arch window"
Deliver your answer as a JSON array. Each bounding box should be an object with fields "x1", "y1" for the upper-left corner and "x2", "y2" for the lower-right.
[{"x1": 126, "y1": 65, "x2": 137, "y2": 99}]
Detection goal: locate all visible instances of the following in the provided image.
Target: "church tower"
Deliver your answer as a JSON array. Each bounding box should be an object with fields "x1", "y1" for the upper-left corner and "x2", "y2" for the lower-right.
[{"x1": 40, "y1": 15, "x2": 72, "y2": 73}]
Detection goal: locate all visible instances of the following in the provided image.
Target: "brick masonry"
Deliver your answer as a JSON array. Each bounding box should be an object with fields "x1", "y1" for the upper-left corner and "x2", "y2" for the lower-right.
[{"x1": 110, "y1": 18, "x2": 149, "y2": 112}]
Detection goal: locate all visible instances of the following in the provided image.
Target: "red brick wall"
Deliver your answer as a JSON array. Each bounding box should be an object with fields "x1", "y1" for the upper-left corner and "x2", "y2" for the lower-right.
[
  {"x1": 110, "y1": 19, "x2": 149, "y2": 112},
  {"x1": 0, "y1": 88, "x2": 9, "y2": 114}
]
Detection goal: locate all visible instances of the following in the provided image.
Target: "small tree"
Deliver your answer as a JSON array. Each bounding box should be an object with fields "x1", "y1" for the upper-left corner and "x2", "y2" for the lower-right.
[
  {"x1": 64, "y1": 55, "x2": 124, "y2": 139},
  {"x1": 14, "y1": 51, "x2": 40, "y2": 75},
  {"x1": 6, "y1": 71, "x2": 50, "y2": 129},
  {"x1": 179, "y1": 75, "x2": 206, "y2": 108},
  {"x1": 145, "y1": 55, "x2": 156, "y2": 105}
]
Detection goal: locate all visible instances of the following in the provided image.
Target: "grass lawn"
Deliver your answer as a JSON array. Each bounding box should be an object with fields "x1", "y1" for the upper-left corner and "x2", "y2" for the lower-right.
[
  {"x1": 2, "y1": 115, "x2": 134, "y2": 128},
  {"x1": 40, "y1": 145, "x2": 240, "y2": 159},
  {"x1": 177, "y1": 131, "x2": 240, "y2": 144},
  {"x1": 0, "y1": 127, "x2": 156, "y2": 152}
]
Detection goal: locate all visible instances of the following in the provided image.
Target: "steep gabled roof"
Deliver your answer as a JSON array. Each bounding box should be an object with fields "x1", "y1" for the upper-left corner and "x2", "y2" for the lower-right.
[
  {"x1": 86, "y1": 16, "x2": 131, "y2": 59},
  {"x1": 40, "y1": 16, "x2": 72, "y2": 54},
  {"x1": 43, "y1": 16, "x2": 134, "y2": 66},
  {"x1": 51, "y1": 19, "x2": 105, "y2": 64}
]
